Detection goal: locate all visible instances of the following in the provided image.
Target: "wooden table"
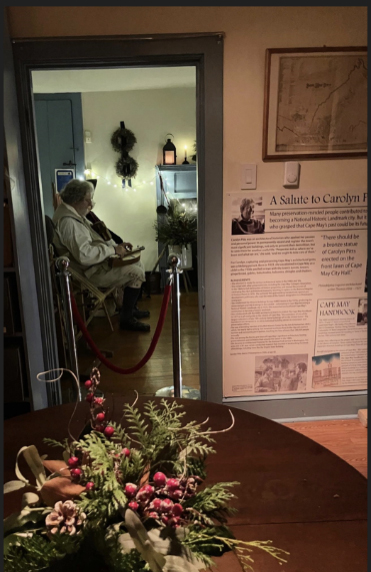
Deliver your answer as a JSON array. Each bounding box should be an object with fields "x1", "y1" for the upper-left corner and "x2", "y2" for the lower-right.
[{"x1": 4, "y1": 397, "x2": 367, "y2": 571}]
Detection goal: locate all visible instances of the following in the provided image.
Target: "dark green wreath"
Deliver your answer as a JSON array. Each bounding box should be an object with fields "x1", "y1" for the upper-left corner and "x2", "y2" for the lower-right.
[
  {"x1": 115, "y1": 156, "x2": 139, "y2": 179},
  {"x1": 111, "y1": 128, "x2": 137, "y2": 153}
]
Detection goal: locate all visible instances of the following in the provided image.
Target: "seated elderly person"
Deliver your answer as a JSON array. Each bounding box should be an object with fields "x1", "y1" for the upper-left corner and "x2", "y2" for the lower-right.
[
  {"x1": 53, "y1": 179, "x2": 150, "y2": 332},
  {"x1": 232, "y1": 198, "x2": 264, "y2": 235}
]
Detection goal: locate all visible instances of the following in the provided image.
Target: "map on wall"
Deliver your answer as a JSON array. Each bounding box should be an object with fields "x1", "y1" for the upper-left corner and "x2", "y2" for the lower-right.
[{"x1": 275, "y1": 55, "x2": 367, "y2": 152}]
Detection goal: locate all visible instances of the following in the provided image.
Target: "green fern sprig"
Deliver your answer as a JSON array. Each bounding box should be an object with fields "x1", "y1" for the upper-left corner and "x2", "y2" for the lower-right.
[
  {"x1": 184, "y1": 482, "x2": 239, "y2": 518},
  {"x1": 43, "y1": 437, "x2": 71, "y2": 454},
  {"x1": 122, "y1": 405, "x2": 151, "y2": 448}
]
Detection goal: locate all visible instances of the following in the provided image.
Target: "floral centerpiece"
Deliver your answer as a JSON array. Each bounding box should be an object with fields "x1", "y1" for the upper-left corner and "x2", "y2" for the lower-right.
[{"x1": 4, "y1": 368, "x2": 288, "y2": 572}]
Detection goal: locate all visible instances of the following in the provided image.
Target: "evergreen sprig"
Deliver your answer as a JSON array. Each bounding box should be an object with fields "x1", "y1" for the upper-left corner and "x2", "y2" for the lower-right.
[{"x1": 4, "y1": 396, "x2": 289, "y2": 572}]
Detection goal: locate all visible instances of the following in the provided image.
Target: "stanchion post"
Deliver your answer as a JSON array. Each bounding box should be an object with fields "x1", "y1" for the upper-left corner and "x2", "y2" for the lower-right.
[
  {"x1": 56, "y1": 256, "x2": 81, "y2": 401},
  {"x1": 168, "y1": 254, "x2": 182, "y2": 398}
]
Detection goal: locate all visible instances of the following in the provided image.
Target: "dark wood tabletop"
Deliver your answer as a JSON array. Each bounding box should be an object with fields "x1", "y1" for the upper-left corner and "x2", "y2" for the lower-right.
[{"x1": 4, "y1": 396, "x2": 367, "y2": 571}]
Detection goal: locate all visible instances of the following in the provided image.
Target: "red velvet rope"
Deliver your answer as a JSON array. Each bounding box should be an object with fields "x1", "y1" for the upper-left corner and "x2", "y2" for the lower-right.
[{"x1": 70, "y1": 284, "x2": 171, "y2": 375}]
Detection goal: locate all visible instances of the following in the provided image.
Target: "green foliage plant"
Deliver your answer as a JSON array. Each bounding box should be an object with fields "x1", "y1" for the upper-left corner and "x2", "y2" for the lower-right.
[
  {"x1": 154, "y1": 199, "x2": 197, "y2": 247},
  {"x1": 3, "y1": 368, "x2": 289, "y2": 572}
]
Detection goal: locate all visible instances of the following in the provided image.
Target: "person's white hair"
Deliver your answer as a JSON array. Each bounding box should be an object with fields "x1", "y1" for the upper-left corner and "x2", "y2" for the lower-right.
[
  {"x1": 60, "y1": 179, "x2": 94, "y2": 205},
  {"x1": 240, "y1": 198, "x2": 254, "y2": 213}
]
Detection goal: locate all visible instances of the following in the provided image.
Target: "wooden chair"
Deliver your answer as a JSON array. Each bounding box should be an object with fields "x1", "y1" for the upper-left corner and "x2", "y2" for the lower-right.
[
  {"x1": 45, "y1": 216, "x2": 116, "y2": 341},
  {"x1": 67, "y1": 265, "x2": 116, "y2": 338}
]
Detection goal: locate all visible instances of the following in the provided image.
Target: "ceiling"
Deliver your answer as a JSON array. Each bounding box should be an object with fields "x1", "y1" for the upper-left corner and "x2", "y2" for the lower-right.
[{"x1": 32, "y1": 66, "x2": 196, "y2": 93}]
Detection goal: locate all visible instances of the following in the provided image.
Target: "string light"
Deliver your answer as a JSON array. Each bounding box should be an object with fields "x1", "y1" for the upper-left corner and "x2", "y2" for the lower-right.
[{"x1": 82, "y1": 165, "x2": 197, "y2": 210}]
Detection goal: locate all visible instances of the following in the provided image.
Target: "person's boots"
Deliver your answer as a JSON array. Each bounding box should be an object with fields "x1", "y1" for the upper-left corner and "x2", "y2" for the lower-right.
[
  {"x1": 120, "y1": 287, "x2": 150, "y2": 332},
  {"x1": 133, "y1": 304, "x2": 150, "y2": 319}
]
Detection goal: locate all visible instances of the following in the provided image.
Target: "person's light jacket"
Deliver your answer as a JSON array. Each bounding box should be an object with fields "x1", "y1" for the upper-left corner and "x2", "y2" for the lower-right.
[{"x1": 53, "y1": 202, "x2": 116, "y2": 279}]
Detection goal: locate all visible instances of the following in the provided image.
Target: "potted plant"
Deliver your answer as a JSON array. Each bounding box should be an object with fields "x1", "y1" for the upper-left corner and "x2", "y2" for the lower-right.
[{"x1": 154, "y1": 199, "x2": 197, "y2": 269}]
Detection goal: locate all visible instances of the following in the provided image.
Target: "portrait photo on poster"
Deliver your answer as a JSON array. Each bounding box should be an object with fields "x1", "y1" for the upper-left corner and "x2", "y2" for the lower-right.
[
  {"x1": 364, "y1": 261, "x2": 368, "y2": 293},
  {"x1": 231, "y1": 194, "x2": 265, "y2": 235},
  {"x1": 357, "y1": 298, "x2": 368, "y2": 325},
  {"x1": 312, "y1": 353, "x2": 341, "y2": 390},
  {"x1": 254, "y1": 353, "x2": 308, "y2": 394}
]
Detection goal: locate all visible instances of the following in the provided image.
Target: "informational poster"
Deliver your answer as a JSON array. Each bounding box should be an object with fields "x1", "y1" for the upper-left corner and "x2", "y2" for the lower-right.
[
  {"x1": 55, "y1": 168, "x2": 75, "y2": 193},
  {"x1": 224, "y1": 189, "x2": 367, "y2": 398}
]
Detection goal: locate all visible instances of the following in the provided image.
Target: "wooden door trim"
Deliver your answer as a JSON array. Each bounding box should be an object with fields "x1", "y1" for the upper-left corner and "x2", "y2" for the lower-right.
[{"x1": 12, "y1": 34, "x2": 224, "y2": 403}]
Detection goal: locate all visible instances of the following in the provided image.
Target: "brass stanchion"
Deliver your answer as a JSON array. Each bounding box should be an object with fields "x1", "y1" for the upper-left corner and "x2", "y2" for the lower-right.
[{"x1": 56, "y1": 256, "x2": 81, "y2": 401}]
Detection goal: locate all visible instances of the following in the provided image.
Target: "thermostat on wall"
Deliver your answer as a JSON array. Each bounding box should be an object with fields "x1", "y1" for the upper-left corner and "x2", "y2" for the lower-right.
[
  {"x1": 241, "y1": 164, "x2": 257, "y2": 189},
  {"x1": 283, "y1": 161, "x2": 300, "y2": 187}
]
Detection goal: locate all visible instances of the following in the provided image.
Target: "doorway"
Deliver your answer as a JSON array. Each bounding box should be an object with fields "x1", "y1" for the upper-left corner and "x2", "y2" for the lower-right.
[
  {"x1": 11, "y1": 34, "x2": 223, "y2": 405},
  {"x1": 31, "y1": 65, "x2": 199, "y2": 398}
]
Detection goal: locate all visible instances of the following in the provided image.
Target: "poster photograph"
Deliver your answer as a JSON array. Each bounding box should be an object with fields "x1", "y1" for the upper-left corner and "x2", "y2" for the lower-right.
[
  {"x1": 255, "y1": 354, "x2": 308, "y2": 393},
  {"x1": 223, "y1": 188, "x2": 367, "y2": 398},
  {"x1": 312, "y1": 353, "x2": 341, "y2": 390}
]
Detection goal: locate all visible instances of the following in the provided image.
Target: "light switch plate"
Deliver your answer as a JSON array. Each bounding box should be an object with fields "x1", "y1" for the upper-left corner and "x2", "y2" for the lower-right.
[{"x1": 241, "y1": 163, "x2": 257, "y2": 189}]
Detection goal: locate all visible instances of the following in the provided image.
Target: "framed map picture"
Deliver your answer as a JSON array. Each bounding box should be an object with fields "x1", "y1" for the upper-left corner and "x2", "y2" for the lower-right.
[{"x1": 262, "y1": 47, "x2": 367, "y2": 161}]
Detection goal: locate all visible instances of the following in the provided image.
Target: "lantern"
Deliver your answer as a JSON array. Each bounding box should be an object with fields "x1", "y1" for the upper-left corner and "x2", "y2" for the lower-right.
[{"x1": 163, "y1": 134, "x2": 176, "y2": 165}]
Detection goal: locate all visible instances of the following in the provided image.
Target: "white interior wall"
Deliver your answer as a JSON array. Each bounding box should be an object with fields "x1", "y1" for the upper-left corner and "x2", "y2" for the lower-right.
[{"x1": 81, "y1": 87, "x2": 196, "y2": 270}]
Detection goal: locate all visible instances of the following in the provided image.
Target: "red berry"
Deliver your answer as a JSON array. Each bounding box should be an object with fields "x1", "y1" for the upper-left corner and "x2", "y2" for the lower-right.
[
  {"x1": 148, "y1": 511, "x2": 158, "y2": 519},
  {"x1": 137, "y1": 484, "x2": 154, "y2": 500},
  {"x1": 104, "y1": 426, "x2": 115, "y2": 438},
  {"x1": 94, "y1": 397, "x2": 104, "y2": 405},
  {"x1": 169, "y1": 516, "x2": 180, "y2": 527},
  {"x1": 84, "y1": 380, "x2": 92, "y2": 388},
  {"x1": 85, "y1": 482, "x2": 94, "y2": 491},
  {"x1": 96, "y1": 412, "x2": 105, "y2": 422},
  {"x1": 153, "y1": 472, "x2": 167, "y2": 487},
  {"x1": 172, "y1": 503, "x2": 183, "y2": 517},
  {"x1": 171, "y1": 489, "x2": 183, "y2": 500},
  {"x1": 162, "y1": 515, "x2": 169, "y2": 525},
  {"x1": 128, "y1": 501, "x2": 139, "y2": 511},
  {"x1": 125, "y1": 483, "x2": 137, "y2": 497},
  {"x1": 67, "y1": 456, "x2": 79, "y2": 468},
  {"x1": 121, "y1": 447, "x2": 130, "y2": 457},
  {"x1": 161, "y1": 498, "x2": 173, "y2": 513},
  {"x1": 86, "y1": 393, "x2": 94, "y2": 403},
  {"x1": 70, "y1": 468, "x2": 82, "y2": 479},
  {"x1": 166, "y1": 478, "x2": 179, "y2": 490},
  {"x1": 151, "y1": 498, "x2": 162, "y2": 511},
  {"x1": 95, "y1": 424, "x2": 105, "y2": 432}
]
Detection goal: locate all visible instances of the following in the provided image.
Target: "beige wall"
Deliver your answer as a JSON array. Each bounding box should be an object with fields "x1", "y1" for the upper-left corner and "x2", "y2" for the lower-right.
[
  {"x1": 8, "y1": 7, "x2": 367, "y2": 386},
  {"x1": 8, "y1": 5, "x2": 367, "y2": 204},
  {"x1": 81, "y1": 87, "x2": 196, "y2": 270}
]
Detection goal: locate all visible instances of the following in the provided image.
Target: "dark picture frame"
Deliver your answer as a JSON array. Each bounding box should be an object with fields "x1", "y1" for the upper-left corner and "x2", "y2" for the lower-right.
[{"x1": 262, "y1": 46, "x2": 367, "y2": 161}]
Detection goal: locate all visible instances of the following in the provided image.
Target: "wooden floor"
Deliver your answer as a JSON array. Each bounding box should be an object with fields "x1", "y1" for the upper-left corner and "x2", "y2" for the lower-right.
[
  {"x1": 77, "y1": 291, "x2": 367, "y2": 479},
  {"x1": 77, "y1": 291, "x2": 200, "y2": 396},
  {"x1": 284, "y1": 419, "x2": 367, "y2": 478}
]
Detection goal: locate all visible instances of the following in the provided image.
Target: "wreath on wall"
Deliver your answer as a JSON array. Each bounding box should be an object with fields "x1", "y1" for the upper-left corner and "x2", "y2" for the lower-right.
[{"x1": 111, "y1": 121, "x2": 138, "y2": 185}]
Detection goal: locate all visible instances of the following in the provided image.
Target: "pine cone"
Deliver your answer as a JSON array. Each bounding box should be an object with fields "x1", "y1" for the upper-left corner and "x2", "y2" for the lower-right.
[{"x1": 45, "y1": 500, "x2": 86, "y2": 536}]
